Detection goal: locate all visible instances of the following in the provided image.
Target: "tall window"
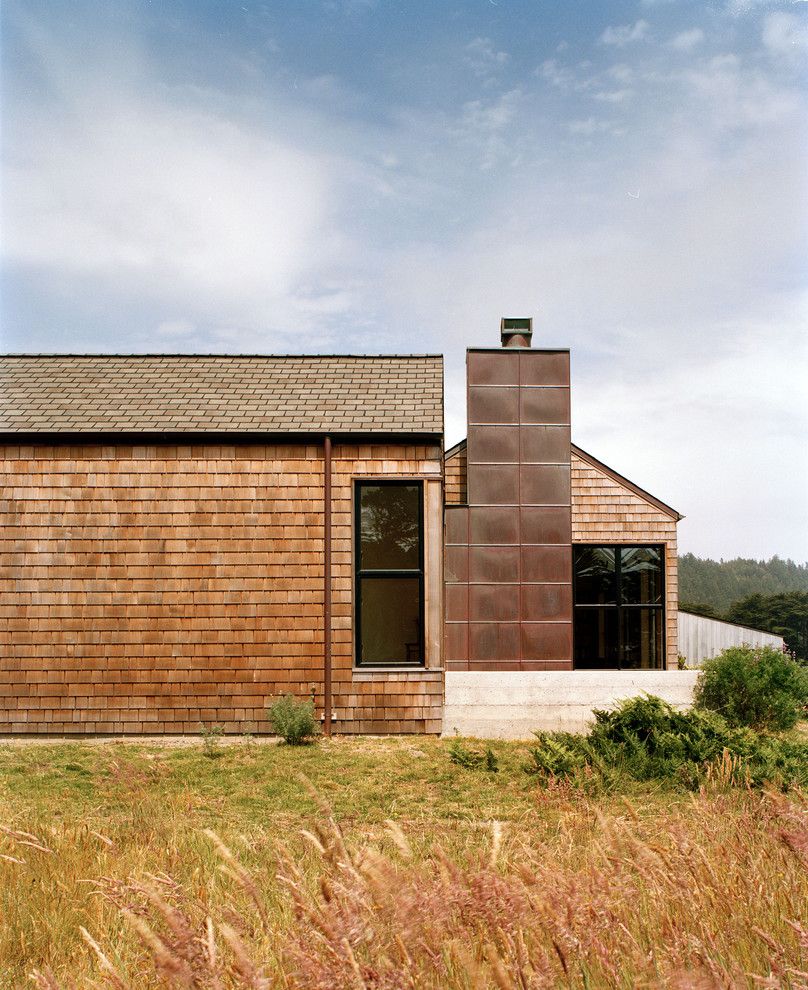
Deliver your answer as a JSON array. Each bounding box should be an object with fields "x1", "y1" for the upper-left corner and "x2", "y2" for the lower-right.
[
  {"x1": 573, "y1": 545, "x2": 664, "y2": 669},
  {"x1": 355, "y1": 481, "x2": 424, "y2": 667}
]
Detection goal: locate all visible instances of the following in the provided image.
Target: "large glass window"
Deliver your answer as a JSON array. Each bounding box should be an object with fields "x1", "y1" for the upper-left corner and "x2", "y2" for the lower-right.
[
  {"x1": 573, "y1": 545, "x2": 664, "y2": 669},
  {"x1": 355, "y1": 481, "x2": 424, "y2": 666}
]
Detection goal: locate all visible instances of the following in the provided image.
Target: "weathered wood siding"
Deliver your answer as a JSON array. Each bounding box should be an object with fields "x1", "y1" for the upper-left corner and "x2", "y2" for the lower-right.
[
  {"x1": 444, "y1": 445, "x2": 467, "y2": 505},
  {"x1": 571, "y1": 452, "x2": 679, "y2": 669},
  {"x1": 678, "y1": 611, "x2": 783, "y2": 666},
  {"x1": 0, "y1": 441, "x2": 443, "y2": 735}
]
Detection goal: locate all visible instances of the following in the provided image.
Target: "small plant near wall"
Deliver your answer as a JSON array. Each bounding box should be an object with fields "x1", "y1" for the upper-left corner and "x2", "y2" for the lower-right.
[
  {"x1": 694, "y1": 645, "x2": 808, "y2": 732},
  {"x1": 200, "y1": 723, "x2": 225, "y2": 758},
  {"x1": 268, "y1": 694, "x2": 320, "y2": 745},
  {"x1": 448, "y1": 739, "x2": 499, "y2": 772}
]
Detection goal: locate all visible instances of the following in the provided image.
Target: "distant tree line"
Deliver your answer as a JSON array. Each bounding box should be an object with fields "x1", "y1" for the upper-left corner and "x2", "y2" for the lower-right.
[{"x1": 679, "y1": 554, "x2": 808, "y2": 663}]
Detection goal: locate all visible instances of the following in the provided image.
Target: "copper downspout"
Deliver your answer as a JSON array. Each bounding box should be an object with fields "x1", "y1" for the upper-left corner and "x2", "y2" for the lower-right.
[{"x1": 323, "y1": 435, "x2": 333, "y2": 737}]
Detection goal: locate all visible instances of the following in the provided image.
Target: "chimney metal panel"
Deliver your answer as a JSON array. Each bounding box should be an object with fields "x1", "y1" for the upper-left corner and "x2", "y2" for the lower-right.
[
  {"x1": 469, "y1": 622, "x2": 520, "y2": 663},
  {"x1": 469, "y1": 545, "x2": 520, "y2": 583},
  {"x1": 469, "y1": 506, "x2": 520, "y2": 545},
  {"x1": 520, "y1": 505, "x2": 572, "y2": 544},
  {"x1": 522, "y1": 583, "x2": 573, "y2": 622},
  {"x1": 521, "y1": 545, "x2": 572, "y2": 583},
  {"x1": 521, "y1": 623, "x2": 572, "y2": 663},
  {"x1": 520, "y1": 425, "x2": 571, "y2": 463},
  {"x1": 445, "y1": 334, "x2": 574, "y2": 672},
  {"x1": 467, "y1": 463, "x2": 519, "y2": 505},
  {"x1": 469, "y1": 585, "x2": 521, "y2": 622},
  {"x1": 519, "y1": 387, "x2": 571, "y2": 425},
  {"x1": 468, "y1": 386, "x2": 520, "y2": 425},
  {"x1": 468, "y1": 424, "x2": 520, "y2": 463},
  {"x1": 519, "y1": 464, "x2": 571, "y2": 505},
  {"x1": 468, "y1": 350, "x2": 519, "y2": 385}
]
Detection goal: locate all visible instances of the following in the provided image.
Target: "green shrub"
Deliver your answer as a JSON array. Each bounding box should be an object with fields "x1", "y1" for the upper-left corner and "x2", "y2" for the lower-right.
[
  {"x1": 268, "y1": 694, "x2": 320, "y2": 745},
  {"x1": 200, "y1": 723, "x2": 224, "y2": 758},
  {"x1": 525, "y1": 694, "x2": 808, "y2": 791},
  {"x1": 694, "y1": 645, "x2": 808, "y2": 731},
  {"x1": 448, "y1": 740, "x2": 499, "y2": 772}
]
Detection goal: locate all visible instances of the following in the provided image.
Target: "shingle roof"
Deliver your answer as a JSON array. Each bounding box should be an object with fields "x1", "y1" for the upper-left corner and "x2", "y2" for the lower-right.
[{"x1": 0, "y1": 354, "x2": 444, "y2": 435}]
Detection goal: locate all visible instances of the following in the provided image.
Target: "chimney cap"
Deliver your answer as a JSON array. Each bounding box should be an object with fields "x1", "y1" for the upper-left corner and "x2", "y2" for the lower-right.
[{"x1": 500, "y1": 317, "x2": 533, "y2": 348}]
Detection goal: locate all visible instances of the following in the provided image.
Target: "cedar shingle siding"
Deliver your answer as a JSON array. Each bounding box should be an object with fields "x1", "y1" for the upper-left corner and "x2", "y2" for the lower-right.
[{"x1": 0, "y1": 441, "x2": 444, "y2": 735}]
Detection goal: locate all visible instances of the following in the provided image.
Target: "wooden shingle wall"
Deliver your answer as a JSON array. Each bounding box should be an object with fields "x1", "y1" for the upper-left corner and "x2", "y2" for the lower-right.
[
  {"x1": 571, "y1": 452, "x2": 679, "y2": 668},
  {"x1": 0, "y1": 441, "x2": 443, "y2": 735},
  {"x1": 444, "y1": 445, "x2": 466, "y2": 505}
]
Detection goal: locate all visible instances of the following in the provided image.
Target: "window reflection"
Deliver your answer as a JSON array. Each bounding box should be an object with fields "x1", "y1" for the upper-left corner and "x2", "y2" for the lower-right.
[
  {"x1": 356, "y1": 482, "x2": 424, "y2": 666},
  {"x1": 573, "y1": 545, "x2": 664, "y2": 670}
]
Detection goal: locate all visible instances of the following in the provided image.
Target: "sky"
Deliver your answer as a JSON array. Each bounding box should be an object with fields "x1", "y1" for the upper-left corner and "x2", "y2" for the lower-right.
[{"x1": 1, "y1": 0, "x2": 806, "y2": 562}]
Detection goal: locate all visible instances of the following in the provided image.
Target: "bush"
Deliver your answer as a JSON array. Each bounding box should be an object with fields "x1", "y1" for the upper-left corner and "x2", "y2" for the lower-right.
[
  {"x1": 448, "y1": 740, "x2": 499, "y2": 771},
  {"x1": 694, "y1": 645, "x2": 808, "y2": 731},
  {"x1": 525, "y1": 694, "x2": 808, "y2": 791},
  {"x1": 268, "y1": 694, "x2": 320, "y2": 745}
]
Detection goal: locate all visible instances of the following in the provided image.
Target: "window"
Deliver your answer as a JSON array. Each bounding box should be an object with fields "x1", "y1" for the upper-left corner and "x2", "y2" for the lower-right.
[
  {"x1": 355, "y1": 481, "x2": 424, "y2": 667},
  {"x1": 573, "y1": 545, "x2": 664, "y2": 669}
]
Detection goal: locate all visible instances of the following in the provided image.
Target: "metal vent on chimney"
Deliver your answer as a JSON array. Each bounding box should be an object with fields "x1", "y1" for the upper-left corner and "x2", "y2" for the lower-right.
[{"x1": 500, "y1": 317, "x2": 533, "y2": 349}]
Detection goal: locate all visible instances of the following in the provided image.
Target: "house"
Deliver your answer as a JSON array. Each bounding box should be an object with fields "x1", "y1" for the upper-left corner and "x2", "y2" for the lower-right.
[{"x1": 0, "y1": 319, "x2": 688, "y2": 737}]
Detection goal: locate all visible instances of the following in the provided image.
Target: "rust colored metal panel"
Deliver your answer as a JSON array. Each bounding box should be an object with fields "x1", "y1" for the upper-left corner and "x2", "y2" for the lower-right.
[
  {"x1": 445, "y1": 506, "x2": 469, "y2": 545},
  {"x1": 445, "y1": 584, "x2": 469, "y2": 622},
  {"x1": 521, "y1": 622, "x2": 573, "y2": 663},
  {"x1": 444, "y1": 545, "x2": 469, "y2": 583},
  {"x1": 521, "y1": 545, "x2": 572, "y2": 583},
  {"x1": 469, "y1": 584, "x2": 520, "y2": 622},
  {"x1": 468, "y1": 464, "x2": 519, "y2": 505},
  {"x1": 520, "y1": 506, "x2": 572, "y2": 545},
  {"x1": 520, "y1": 464, "x2": 571, "y2": 506},
  {"x1": 519, "y1": 351, "x2": 570, "y2": 387},
  {"x1": 469, "y1": 506, "x2": 519, "y2": 545},
  {"x1": 519, "y1": 388, "x2": 570, "y2": 426},
  {"x1": 469, "y1": 622, "x2": 520, "y2": 663},
  {"x1": 468, "y1": 386, "x2": 519, "y2": 425},
  {"x1": 468, "y1": 350, "x2": 519, "y2": 386},
  {"x1": 468, "y1": 425, "x2": 520, "y2": 463},
  {"x1": 520, "y1": 425, "x2": 571, "y2": 464},
  {"x1": 521, "y1": 583, "x2": 573, "y2": 621},
  {"x1": 469, "y1": 546, "x2": 520, "y2": 583},
  {"x1": 445, "y1": 623, "x2": 469, "y2": 664}
]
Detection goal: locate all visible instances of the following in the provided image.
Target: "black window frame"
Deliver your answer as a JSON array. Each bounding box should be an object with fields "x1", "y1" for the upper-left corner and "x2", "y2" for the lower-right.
[
  {"x1": 354, "y1": 479, "x2": 425, "y2": 669},
  {"x1": 573, "y1": 543, "x2": 666, "y2": 670}
]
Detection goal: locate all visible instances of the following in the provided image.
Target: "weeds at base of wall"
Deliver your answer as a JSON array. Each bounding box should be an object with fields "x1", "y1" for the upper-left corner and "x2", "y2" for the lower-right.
[
  {"x1": 448, "y1": 739, "x2": 499, "y2": 772},
  {"x1": 267, "y1": 694, "x2": 320, "y2": 746},
  {"x1": 199, "y1": 723, "x2": 224, "y2": 759}
]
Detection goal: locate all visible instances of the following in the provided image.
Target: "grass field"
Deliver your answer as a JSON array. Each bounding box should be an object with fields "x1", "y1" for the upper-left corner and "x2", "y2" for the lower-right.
[{"x1": 1, "y1": 735, "x2": 806, "y2": 988}]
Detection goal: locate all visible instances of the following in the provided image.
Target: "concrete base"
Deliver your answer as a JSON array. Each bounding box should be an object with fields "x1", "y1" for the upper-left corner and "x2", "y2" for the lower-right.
[{"x1": 442, "y1": 670, "x2": 701, "y2": 739}]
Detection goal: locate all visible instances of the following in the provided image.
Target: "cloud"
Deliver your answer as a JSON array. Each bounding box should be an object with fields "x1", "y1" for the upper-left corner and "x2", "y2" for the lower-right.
[
  {"x1": 465, "y1": 37, "x2": 510, "y2": 79},
  {"x1": 567, "y1": 117, "x2": 617, "y2": 135},
  {"x1": 538, "y1": 58, "x2": 574, "y2": 88},
  {"x1": 762, "y1": 12, "x2": 808, "y2": 55},
  {"x1": 593, "y1": 88, "x2": 633, "y2": 103},
  {"x1": 599, "y1": 20, "x2": 650, "y2": 47},
  {"x1": 669, "y1": 28, "x2": 706, "y2": 51},
  {"x1": 3, "y1": 92, "x2": 335, "y2": 319}
]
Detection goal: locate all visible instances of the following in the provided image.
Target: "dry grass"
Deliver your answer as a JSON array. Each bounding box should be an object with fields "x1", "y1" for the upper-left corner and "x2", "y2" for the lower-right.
[{"x1": 0, "y1": 736, "x2": 806, "y2": 989}]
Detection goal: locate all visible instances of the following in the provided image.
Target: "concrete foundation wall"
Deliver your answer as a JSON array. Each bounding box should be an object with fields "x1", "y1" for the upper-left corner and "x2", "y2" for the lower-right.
[{"x1": 442, "y1": 669, "x2": 700, "y2": 738}]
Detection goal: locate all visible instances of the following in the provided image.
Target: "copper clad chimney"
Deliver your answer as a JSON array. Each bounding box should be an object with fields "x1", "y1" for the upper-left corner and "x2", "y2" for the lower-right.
[
  {"x1": 500, "y1": 317, "x2": 533, "y2": 349},
  {"x1": 443, "y1": 316, "x2": 573, "y2": 671}
]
